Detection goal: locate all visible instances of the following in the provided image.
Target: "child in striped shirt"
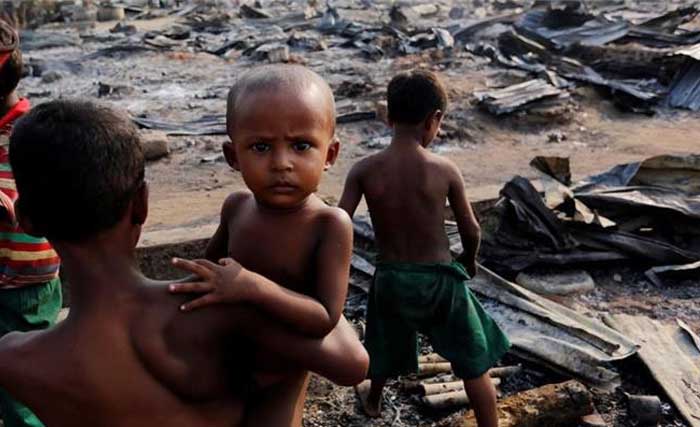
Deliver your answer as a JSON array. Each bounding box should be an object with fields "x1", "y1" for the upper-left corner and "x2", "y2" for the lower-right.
[{"x1": 0, "y1": 20, "x2": 62, "y2": 427}]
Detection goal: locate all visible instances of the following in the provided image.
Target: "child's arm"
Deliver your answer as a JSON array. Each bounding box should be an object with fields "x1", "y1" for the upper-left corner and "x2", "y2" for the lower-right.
[
  {"x1": 338, "y1": 161, "x2": 364, "y2": 217},
  {"x1": 205, "y1": 193, "x2": 240, "y2": 262},
  {"x1": 169, "y1": 210, "x2": 353, "y2": 338},
  {"x1": 446, "y1": 162, "x2": 482, "y2": 277},
  {"x1": 230, "y1": 309, "x2": 368, "y2": 386}
]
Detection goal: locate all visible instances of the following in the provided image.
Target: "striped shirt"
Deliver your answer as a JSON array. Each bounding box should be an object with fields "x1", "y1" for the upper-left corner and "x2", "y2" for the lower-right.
[{"x1": 0, "y1": 99, "x2": 60, "y2": 289}]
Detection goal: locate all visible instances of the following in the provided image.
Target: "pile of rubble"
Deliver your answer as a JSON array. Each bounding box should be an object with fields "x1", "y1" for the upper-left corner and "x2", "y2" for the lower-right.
[
  {"x1": 483, "y1": 154, "x2": 700, "y2": 286},
  {"x1": 7, "y1": 1, "x2": 700, "y2": 425}
]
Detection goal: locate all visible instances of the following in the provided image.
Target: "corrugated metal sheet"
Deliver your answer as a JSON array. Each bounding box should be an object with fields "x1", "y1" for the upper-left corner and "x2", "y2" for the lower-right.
[
  {"x1": 675, "y1": 43, "x2": 700, "y2": 61},
  {"x1": 606, "y1": 315, "x2": 700, "y2": 427},
  {"x1": 668, "y1": 59, "x2": 700, "y2": 110},
  {"x1": 516, "y1": 9, "x2": 631, "y2": 49},
  {"x1": 474, "y1": 79, "x2": 568, "y2": 115}
]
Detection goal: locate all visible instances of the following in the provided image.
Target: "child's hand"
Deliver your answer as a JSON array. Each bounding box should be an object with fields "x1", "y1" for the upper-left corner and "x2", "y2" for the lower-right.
[
  {"x1": 457, "y1": 253, "x2": 478, "y2": 278},
  {"x1": 168, "y1": 257, "x2": 255, "y2": 311}
]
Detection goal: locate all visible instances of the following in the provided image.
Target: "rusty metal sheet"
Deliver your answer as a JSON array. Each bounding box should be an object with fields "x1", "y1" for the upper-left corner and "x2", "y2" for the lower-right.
[
  {"x1": 605, "y1": 314, "x2": 700, "y2": 427},
  {"x1": 474, "y1": 79, "x2": 567, "y2": 115},
  {"x1": 469, "y1": 267, "x2": 637, "y2": 388}
]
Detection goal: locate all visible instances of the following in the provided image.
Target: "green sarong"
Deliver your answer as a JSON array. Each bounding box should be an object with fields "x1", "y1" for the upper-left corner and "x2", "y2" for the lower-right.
[
  {"x1": 364, "y1": 262, "x2": 510, "y2": 379},
  {"x1": 0, "y1": 278, "x2": 62, "y2": 427}
]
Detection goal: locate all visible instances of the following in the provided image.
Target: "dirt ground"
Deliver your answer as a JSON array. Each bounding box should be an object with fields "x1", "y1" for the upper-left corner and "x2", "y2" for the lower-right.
[
  {"x1": 17, "y1": 1, "x2": 700, "y2": 232},
  {"x1": 13, "y1": 0, "x2": 700, "y2": 426}
]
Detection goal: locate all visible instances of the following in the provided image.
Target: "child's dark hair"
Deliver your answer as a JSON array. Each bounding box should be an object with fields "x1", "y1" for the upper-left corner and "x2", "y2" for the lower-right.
[
  {"x1": 387, "y1": 70, "x2": 447, "y2": 125},
  {"x1": 0, "y1": 20, "x2": 22, "y2": 98},
  {"x1": 10, "y1": 100, "x2": 145, "y2": 242}
]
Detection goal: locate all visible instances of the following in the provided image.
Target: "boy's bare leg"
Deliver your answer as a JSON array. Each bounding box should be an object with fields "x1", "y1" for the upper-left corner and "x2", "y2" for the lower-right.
[
  {"x1": 245, "y1": 371, "x2": 310, "y2": 427},
  {"x1": 355, "y1": 378, "x2": 385, "y2": 417},
  {"x1": 463, "y1": 373, "x2": 499, "y2": 427}
]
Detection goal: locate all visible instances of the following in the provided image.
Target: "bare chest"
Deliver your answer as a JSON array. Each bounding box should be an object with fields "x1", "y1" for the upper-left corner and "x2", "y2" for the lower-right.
[{"x1": 226, "y1": 217, "x2": 319, "y2": 293}]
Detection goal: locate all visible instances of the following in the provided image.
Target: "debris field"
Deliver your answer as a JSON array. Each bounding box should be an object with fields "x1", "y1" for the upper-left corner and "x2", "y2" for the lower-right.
[{"x1": 6, "y1": 0, "x2": 700, "y2": 426}]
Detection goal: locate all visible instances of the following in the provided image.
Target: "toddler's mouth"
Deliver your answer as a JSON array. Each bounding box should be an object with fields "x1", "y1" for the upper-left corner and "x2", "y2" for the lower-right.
[{"x1": 269, "y1": 182, "x2": 298, "y2": 193}]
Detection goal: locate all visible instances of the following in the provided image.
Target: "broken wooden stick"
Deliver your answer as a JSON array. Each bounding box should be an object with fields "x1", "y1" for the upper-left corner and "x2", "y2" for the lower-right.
[
  {"x1": 423, "y1": 389, "x2": 472, "y2": 410},
  {"x1": 418, "y1": 362, "x2": 452, "y2": 376},
  {"x1": 418, "y1": 353, "x2": 448, "y2": 364},
  {"x1": 418, "y1": 362, "x2": 522, "y2": 378},
  {"x1": 406, "y1": 364, "x2": 522, "y2": 390},
  {"x1": 422, "y1": 378, "x2": 501, "y2": 396},
  {"x1": 422, "y1": 381, "x2": 503, "y2": 410},
  {"x1": 455, "y1": 380, "x2": 593, "y2": 427},
  {"x1": 488, "y1": 365, "x2": 522, "y2": 378}
]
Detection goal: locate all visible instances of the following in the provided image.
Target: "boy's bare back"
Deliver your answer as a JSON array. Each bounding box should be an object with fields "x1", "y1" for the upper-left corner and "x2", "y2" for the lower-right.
[
  {"x1": 1, "y1": 281, "x2": 248, "y2": 427},
  {"x1": 346, "y1": 146, "x2": 463, "y2": 263},
  {"x1": 339, "y1": 70, "x2": 480, "y2": 274}
]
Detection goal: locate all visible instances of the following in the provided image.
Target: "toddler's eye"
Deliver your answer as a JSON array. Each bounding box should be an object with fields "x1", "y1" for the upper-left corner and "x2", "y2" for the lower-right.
[
  {"x1": 293, "y1": 141, "x2": 311, "y2": 152},
  {"x1": 251, "y1": 143, "x2": 271, "y2": 153}
]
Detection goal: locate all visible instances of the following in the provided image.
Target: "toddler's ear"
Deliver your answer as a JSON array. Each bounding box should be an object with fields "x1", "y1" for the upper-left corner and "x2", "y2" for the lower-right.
[
  {"x1": 324, "y1": 137, "x2": 340, "y2": 170},
  {"x1": 222, "y1": 142, "x2": 240, "y2": 171}
]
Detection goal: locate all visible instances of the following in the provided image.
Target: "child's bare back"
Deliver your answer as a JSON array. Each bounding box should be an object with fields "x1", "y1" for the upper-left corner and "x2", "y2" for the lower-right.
[
  {"x1": 1, "y1": 282, "x2": 247, "y2": 427},
  {"x1": 344, "y1": 145, "x2": 467, "y2": 264}
]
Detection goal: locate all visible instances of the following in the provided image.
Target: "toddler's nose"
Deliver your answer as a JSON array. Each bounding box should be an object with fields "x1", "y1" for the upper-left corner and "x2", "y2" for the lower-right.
[{"x1": 271, "y1": 148, "x2": 293, "y2": 171}]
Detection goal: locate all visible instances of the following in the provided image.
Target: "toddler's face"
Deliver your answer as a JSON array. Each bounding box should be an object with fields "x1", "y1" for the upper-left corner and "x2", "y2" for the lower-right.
[{"x1": 225, "y1": 86, "x2": 337, "y2": 209}]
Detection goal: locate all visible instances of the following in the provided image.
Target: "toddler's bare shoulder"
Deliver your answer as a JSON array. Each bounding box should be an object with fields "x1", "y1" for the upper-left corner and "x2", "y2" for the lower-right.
[
  {"x1": 221, "y1": 190, "x2": 254, "y2": 216},
  {"x1": 313, "y1": 205, "x2": 353, "y2": 236}
]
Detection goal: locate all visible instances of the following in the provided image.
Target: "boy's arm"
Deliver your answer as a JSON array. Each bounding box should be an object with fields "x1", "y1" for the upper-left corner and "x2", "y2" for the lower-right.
[
  {"x1": 338, "y1": 162, "x2": 364, "y2": 218},
  {"x1": 307, "y1": 209, "x2": 352, "y2": 334},
  {"x1": 231, "y1": 310, "x2": 368, "y2": 386},
  {"x1": 170, "y1": 210, "x2": 353, "y2": 338},
  {"x1": 446, "y1": 162, "x2": 482, "y2": 277},
  {"x1": 205, "y1": 194, "x2": 237, "y2": 262}
]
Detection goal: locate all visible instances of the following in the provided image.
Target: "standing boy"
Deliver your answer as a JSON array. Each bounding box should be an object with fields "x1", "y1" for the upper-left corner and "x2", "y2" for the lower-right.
[
  {"x1": 0, "y1": 21, "x2": 62, "y2": 427},
  {"x1": 0, "y1": 99, "x2": 368, "y2": 427},
  {"x1": 338, "y1": 70, "x2": 510, "y2": 427},
  {"x1": 169, "y1": 64, "x2": 354, "y2": 426}
]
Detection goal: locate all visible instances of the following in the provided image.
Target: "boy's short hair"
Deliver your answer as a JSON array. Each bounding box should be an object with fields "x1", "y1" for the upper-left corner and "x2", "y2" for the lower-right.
[
  {"x1": 387, "y1": 70, "x2": 447, "y2": 125},
  {"x1": 10, "y1": 100, "x2": 145, "y2": 242},
  {"x1": 0, "y1": 20, "x2": 22, "y2": 98},
  {"x1": 227, "y1": 64, "x2": 336, "y2": 136}
]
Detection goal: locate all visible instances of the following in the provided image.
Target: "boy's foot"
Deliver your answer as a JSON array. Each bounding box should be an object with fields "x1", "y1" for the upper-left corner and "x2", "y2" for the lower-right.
[{"x1": 355, "y1": 380, "x2": 381, "y2": 417}]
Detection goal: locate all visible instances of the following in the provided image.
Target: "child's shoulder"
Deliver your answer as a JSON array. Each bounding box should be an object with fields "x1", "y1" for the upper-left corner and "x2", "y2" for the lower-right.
[
  {"x1": 347, "y1": 151, "x2": 384, "y2": 178},
  {"x1": 220, "y1": 190, "x2": 254, "y2": 216},
  {"x1": 423, "y1": 150, "x2": 461, "y2": 178},
  {"x1": 309, "y1": 198, "x2": 353, "y2": 236},
  {"x1": 0, "y1": 329, "x2": 47, "y2": 380}
]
